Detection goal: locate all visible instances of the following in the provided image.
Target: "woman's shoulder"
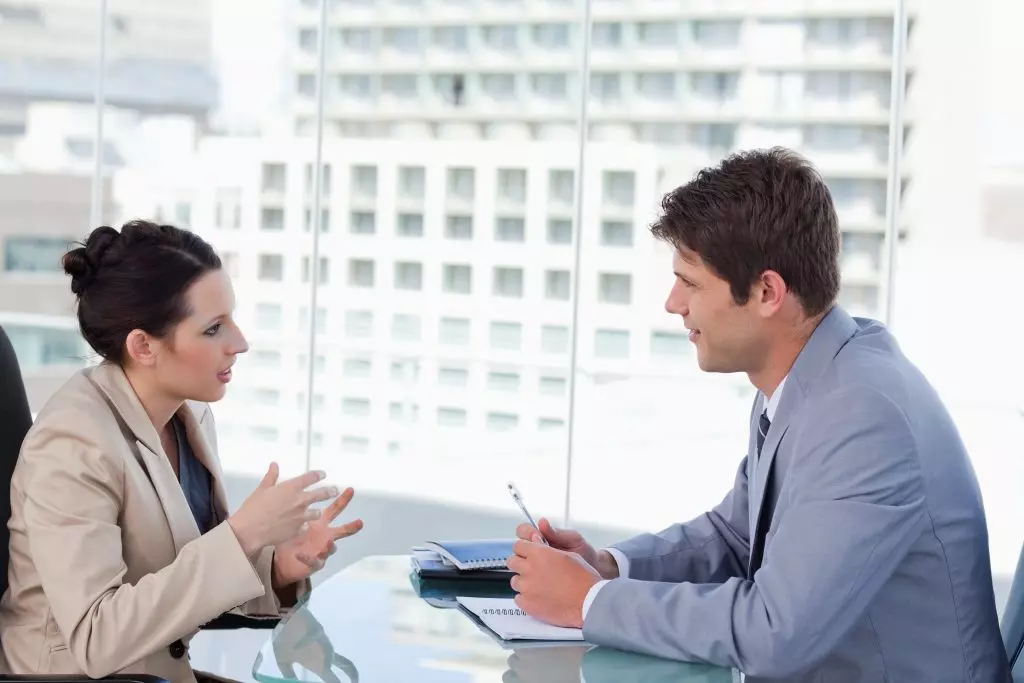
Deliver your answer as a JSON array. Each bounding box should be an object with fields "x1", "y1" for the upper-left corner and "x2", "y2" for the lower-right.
[{"x1": 24, "y1": 367, "x2": 123, "y2": 453}]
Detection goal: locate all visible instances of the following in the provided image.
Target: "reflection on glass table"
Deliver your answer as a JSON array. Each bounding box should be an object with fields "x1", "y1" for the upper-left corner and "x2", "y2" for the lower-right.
[{"x1": 253, "y1": 555, "x2": 738, "y2": 683}]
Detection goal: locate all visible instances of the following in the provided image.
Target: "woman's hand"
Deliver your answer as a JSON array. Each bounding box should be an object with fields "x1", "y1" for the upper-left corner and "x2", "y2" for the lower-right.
[{"x1": 272, "y1": 487, "x2": 363, "y2": 589}]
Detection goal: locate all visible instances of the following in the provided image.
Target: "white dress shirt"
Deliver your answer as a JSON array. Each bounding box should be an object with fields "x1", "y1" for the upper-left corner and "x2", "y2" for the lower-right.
[{"x1": 580, "y1": 375, "x2": 788, "y2": 622}]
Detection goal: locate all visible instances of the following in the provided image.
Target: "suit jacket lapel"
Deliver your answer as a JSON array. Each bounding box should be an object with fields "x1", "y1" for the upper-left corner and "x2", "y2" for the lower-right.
[
  {"x1": 87, "y1": 362, "x2": 202, "y2": 554},
  {"x1": 746, "y1": 307, "x2": 861, "y2": 577}
]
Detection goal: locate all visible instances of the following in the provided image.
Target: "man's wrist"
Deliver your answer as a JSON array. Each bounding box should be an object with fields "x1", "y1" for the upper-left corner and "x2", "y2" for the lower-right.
[{"x1": 595, "y1": 550, "x2": 620, "y2": 580}]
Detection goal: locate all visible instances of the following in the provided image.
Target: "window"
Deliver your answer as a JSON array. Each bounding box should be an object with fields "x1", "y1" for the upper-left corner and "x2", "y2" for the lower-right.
[
  {"x1": 338, "y1": 75, "x2": 372, "y2": 99},
  {"x1": 548, "y1": 170, "x2": 574, "y2": 204},
  {"x1": 345, "y1": 310, "x2": 374, "y2": 338},
  {"x1": 394, "y1": 262, "x2": 423, "y2": 290},
  {"x1": 446, "y1": 215, "x2": 473, "y2": 240},
  {"x1": 439, "y1": 317, "x2": 471, "y2": 345},
  {"x1": 547, "y1": 219, "x2": 572, "y2": 245},
  {"x1": 481, "y1": 74, "x2": 517, "y2": 101},
  {"x1": 488, "y1": 371, "x2": 520, "y2": 392},
  {"x1": 383, "y1": 27, "x2": 420, "y2": 52},
  {"x1": 590, "y1": 73, "x2": 621, "y2": 103},
  {"x1": 391, "y1": 314, "x2": 422, "y2": 341},
  {"x1": 443, "y1": 264, "x2": 472, "y2": 294},
  {"x1": 438, "y1": 407, "x2": 468, "y2": 427},
  {"x1": 304, "y1": 163, "x2": 332, "y2": 196},
  {"x1": 251, "y1": 350, "x2": 281, "y2": 368},
  {"x1": 541, "y1": 325, "x2": 569, "y2": 354},
  {"x1": 398, "y1": 166, "x2": 426, "y2": 199},
  {"x1": 215, "y1": 189, "x2": 242, "y2": 229},
  {"x1": 638, "y1": 21, "x2": 678, "y2": 47},
  {"x1": 343, "y1": 357, "x2": 372, "y2": 377},
  {"x1": 482, "y1": 25, "x2": 518, "y2": 51},
  {"x1": 531, "y1": 74, "x2": 568, "y2": 100},
  {"x1": 487, "y1": 412, "x2": 519, "y2": 431},
  {"x1": 339, "y1": 28, "x2": 374, "y2": 52},
  {"x1": 255, "y1": 304, "x2": 282, "y2": 330},
  {"x1": 252, "y1": 388, "x2": 280, "y2": 406},
  {"x1": 261, "y1": 208, "x2": 284, "y2": 231},
  {"x1": 497, "y1": 169, "x2": 527, "y2": 203},
  {"x1": 262, "y1": 163, "x2": 286, "y2": 192},
  {"x1": 603, "y1": 171, "x2": 635, "y2": 207},
  {"x1": 391, "y1": 359, "x2": 420, "y2": 382},
  {"x1": 257, "y1": 254, "x2": 284, "y2": 281},
  {"x1": 636, "y1": 72, "x2": 676, "y2": 101},
  {"x1": 447, "y1": 168, "x2": 475, "y2": 200},
  {"x1": 3, "y1": 237, "x2": 70, "y2": 273},
  {"x1": 601, "y1": 220, "x2": 633, "y2": 247},
  {"x1": 298, "y1": 354, "x2": 327, "y2": 372},
  {"x1": 545, "y1": 270, "x2": 571, "y2": 301},
  {"x1": 539, "y1": 418, "x2": 565, "y2": 431},
  {"x1": 303, "y1": 208, "x2": 330, "y2": 233},
  {"x1": 350, "y1": 211, "x2": 376, "y2": 234},
  {"x1": 433, "y1": 26, "x2": 468, "y2": 51},
  {"x1": 539, "y1": 376, "x2": 567, "y2": 396},
  {"x1": 341, "y1": 436, "x2": 370, "y2": 454},
  {"x1": 439, "y1": 367, "x2": 469, "y2": 387},
  {"x1": 490, "y1": 322, "x2": 523, "y2": 350},
  {"x1": 297, "y1": 393, "x2": 326, "y2": 412},
  {"x1": 342, "y1": 397, "x2": 371, "y2": 417},
  {"x1": 595, "y1": 329, "x2": 630, "y2": 358},
  {"x1": 598, "y1": 273, "x2": 631, "y2": 304},
  {"x1": 301, "y1": 256, "x2": 330, "y2": 284},
  {"x1": 592, "y1": 22, "x2": 622, "y2": 48},
  {"x1": 296, "y1": 73, "x2": 316, "y2": 97},
  {"x1": 397, "y1": 213, "x2": 424, "y2": 237},
  {"x1": 298, "y1": 307, "x2": 327, "y2": 334},
  {"x1": 651, "y1": 331, "x2": 689, "y2": 358},
  {"x1": 531, "y1": 23, "x2": 570, "y2": 49},
  {"x1": 493, "y1": 267, "x2": 524, "y2": 297},
  {"x1": 495, "y1": 217, "x2": 525, "y2": 242},
  {"x1": 351, "y1": 165, "x2": 378, "y2": 197},
  {"x1": 348, "y1": 259, "x2": 375, "y2": 287}
]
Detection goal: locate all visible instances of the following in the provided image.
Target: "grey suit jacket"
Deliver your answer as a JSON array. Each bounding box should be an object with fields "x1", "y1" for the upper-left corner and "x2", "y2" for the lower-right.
[{"x1": 583, "y1": 307, "x2": 1010, "y2": 682}]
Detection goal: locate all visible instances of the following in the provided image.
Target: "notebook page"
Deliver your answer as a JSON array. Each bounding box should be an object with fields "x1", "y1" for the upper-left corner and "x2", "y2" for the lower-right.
[{"x1": 457, "y1": 597, "x2": 584, "y2": 641}]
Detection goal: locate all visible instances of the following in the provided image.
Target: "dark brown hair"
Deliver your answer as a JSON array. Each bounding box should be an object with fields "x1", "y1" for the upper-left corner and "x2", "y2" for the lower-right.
[
  {"x1": 62, "y1": 219, "x2": 222, "y2": 364},
  {"x1": 650, "y1": 147, "x2": 840, "y2": 317}
]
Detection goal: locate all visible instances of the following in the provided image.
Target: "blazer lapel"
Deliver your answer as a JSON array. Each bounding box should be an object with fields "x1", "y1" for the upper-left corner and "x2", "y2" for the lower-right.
[
  {"x1": 86, "y1": 363, "x2": 202, "y2": 554},
  {"x1": 746, "y1": 307, "x2": 861, "y2": 577}
]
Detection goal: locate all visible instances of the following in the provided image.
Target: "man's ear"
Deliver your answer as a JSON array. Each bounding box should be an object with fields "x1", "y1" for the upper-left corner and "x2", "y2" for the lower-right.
[
  {"x1": 756, "y1": 270, "x2": 788, "y2": 313},
  {"x1": 125, "y1": 329, "x2": 160, "y2": 367}
]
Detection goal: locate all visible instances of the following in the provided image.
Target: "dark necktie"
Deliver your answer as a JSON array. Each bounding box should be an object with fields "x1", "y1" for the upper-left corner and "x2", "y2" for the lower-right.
[{"x1": 756, "y1": 412, "x2": 771, "y2": 459}]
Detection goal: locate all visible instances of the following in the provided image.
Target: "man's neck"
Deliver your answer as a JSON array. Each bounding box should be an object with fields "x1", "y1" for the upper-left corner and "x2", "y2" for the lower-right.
[{"x1": 750, "y1": 312, "x2": 826, "y2": 398}]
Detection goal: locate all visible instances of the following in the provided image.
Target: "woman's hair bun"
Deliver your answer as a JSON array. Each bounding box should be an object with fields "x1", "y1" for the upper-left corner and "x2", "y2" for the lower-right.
[{"x1": 62, "y1": 226, "x2": 120, "y2": 296}]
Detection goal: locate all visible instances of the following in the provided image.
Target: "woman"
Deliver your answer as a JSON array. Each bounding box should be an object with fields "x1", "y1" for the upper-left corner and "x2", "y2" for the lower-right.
[{"x1": 0, "y1": 220, "x2": 363, "y2": 682}]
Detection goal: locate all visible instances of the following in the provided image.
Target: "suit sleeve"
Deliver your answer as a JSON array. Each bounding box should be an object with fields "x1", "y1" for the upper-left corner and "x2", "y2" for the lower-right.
[
  {"x1": 609, "y1": 456, "x2": 752, "y2": 584},
  {"x1": 582, "y1": 386, "x2": 927, "y2": 678},
  {"x1": 196, "y1": 406, "x2": 312, "y2": 617},
  {"x1": 21, "y1": 426, "x2": 268, "y2": 678}
]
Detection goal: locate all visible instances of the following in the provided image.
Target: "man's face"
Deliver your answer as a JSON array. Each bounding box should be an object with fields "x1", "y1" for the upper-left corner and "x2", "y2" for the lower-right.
[{"x1": 664, "y1": 247, "x2": 766, "y2": 374}]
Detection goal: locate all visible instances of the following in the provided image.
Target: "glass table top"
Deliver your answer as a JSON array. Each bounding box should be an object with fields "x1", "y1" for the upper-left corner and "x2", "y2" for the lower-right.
[{"x1": 252, "y1": 555, "x2": 738, "y2": 683}]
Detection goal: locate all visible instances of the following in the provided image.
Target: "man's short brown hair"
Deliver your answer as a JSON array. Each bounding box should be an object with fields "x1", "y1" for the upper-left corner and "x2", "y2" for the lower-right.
[{"x1": 650, "y1": 147, "x2": 841, "y2": 317}]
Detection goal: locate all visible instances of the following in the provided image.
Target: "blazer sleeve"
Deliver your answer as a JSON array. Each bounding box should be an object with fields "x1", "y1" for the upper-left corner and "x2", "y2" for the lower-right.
[
  {"x1": 21, "y1": 425, "x2": 269, "y2": 679},
  {"x1": 195, "y1": 406, "x2": 312, "y2": 617},
  {"x1": 608, "y1": 455, "x2": 752, "y2": 584},
  {"x1": 582, "y1": 386, "x2": 928, "y2": 678}
]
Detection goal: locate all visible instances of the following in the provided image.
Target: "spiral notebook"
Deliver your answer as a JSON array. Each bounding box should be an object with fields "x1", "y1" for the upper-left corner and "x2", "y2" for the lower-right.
[
  {"x1": 418, "y1": 539, "x2": 515, "y2": 571},
  {"x1": 456, "y1": 597, "x2": 584, "y2": 641}
]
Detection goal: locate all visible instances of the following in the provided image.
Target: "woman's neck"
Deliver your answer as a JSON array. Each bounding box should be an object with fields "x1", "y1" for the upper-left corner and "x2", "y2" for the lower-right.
[{"x1": 122, "y1": 365, "x2": 183, "y2": 433}]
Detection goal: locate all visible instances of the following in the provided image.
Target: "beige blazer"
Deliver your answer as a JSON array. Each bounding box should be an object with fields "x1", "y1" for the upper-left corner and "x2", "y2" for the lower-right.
[{"x1": 0, "y1": 362, "x2": 295, "y2": 682}]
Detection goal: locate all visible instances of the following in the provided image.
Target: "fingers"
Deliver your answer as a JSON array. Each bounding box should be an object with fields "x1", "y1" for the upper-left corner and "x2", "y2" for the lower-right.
[
  {"x1": 284, "y1": 470, "x2": 327, "y2": 491},
  {"x1": 296, "y1": 551, "x2": 325, "y2": 572},
  {"x1": 539, "y1": 518, "x2": 558, "y2": 537},
  {"x1": 323, "y1": 487, "x2": 355, "y2": 522},
  {"x1": 506, "y1": 555, "x2": 525, "y2": 574},
  {"x1": 258, "y1": 462, "x2": 280, "y2": 489},
  {"x1": 303, "y1": 485, "x2": 340, "y2": 506},
  {"x1": 515, "y1": 523, "x2": 537, "y2": 541},
  {"x1": 304, "y1": 508, "x2": 322, "y2": 522},
  {"x1": 330, "y1": 519, "x2": 363, "y2": 540},
  {"x1": 512, "y1": 538, "x2": 537, "y2": 558},
  {"x1": 510, "y1": 574, "x2": 521, "y2": 592}
]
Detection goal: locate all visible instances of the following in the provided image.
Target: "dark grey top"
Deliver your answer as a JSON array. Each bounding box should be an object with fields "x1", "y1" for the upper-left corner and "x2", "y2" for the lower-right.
[{"x1": 171, "y1": 415, "x2": 215, "y2": 534}]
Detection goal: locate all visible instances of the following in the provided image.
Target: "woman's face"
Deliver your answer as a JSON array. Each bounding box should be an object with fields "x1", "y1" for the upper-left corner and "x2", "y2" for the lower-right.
[{"x1": 151, "y1": 269, "x2": 249, "y2": 403}]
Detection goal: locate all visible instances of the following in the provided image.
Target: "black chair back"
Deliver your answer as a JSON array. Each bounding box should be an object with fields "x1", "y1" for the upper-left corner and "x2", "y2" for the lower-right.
[{"x1": 0, "y1": 324, "x2": 32, "y2": 599}]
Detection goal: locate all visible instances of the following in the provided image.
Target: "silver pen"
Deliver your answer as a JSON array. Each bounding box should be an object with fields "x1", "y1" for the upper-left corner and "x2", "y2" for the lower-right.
[{"x1": 507, "y1": 482, "x2": 549, "y2": 545}]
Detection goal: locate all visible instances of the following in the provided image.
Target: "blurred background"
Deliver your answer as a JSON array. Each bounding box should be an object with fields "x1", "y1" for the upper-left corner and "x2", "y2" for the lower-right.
[{"x1": 1, "y1": 0, "x2": 1021, "y2": 630}]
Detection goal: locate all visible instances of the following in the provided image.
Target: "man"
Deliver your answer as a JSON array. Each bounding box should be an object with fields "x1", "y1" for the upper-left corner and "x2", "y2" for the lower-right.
[{"x1": 508, "y1": 148, "x2": 1010, "y2": 682}]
